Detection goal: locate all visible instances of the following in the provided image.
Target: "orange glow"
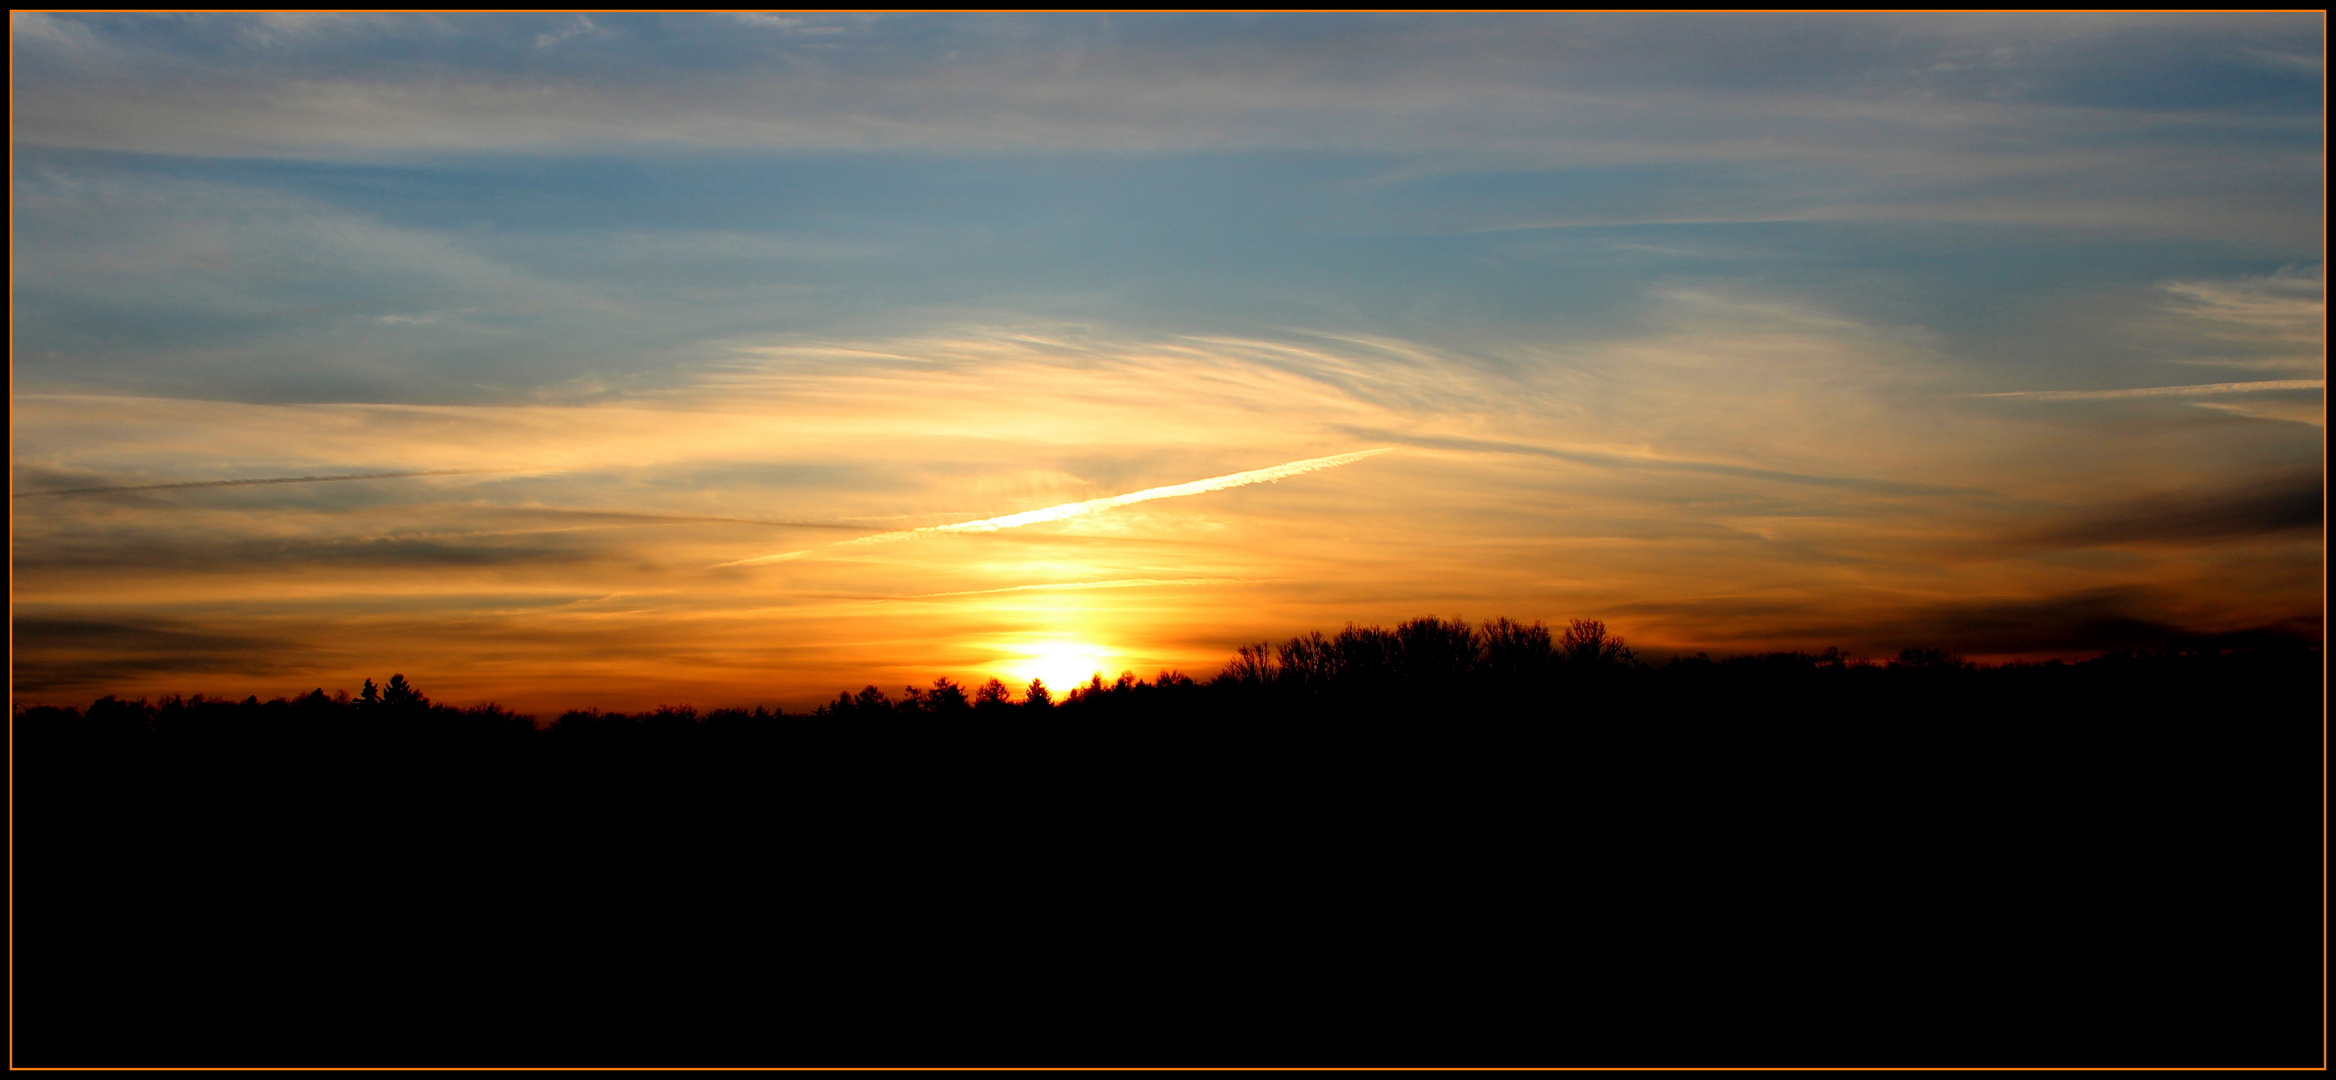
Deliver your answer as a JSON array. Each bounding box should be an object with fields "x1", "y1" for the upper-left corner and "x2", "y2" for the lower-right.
[
  {"x1": 997, "y1": 641, "x2": 1117, "y2": 697},
  {"x1": 11, "y1": 320, "x2": 2323, "y2": 715}
]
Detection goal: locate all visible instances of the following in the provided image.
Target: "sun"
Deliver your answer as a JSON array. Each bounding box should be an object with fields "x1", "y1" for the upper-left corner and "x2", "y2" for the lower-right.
[{"x1": 1001, "y1": 642, "x2": 1114, "y2": 696}]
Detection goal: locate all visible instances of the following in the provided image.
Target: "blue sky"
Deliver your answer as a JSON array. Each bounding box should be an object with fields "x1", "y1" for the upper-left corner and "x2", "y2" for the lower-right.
[{"x1": 11, "y1": 14, "x2": 2323, "y2": 709}]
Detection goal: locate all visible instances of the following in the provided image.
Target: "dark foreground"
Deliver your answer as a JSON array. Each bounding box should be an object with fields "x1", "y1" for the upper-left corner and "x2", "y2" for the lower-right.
[{"x1": 13, "y1": 641, "x2": 2324, "y2": 1067}]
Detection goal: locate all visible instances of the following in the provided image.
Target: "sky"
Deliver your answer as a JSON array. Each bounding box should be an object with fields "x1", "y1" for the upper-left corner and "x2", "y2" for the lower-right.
[{"x1": 9, "y1": 13, "x2": 2324, "y2": 714}]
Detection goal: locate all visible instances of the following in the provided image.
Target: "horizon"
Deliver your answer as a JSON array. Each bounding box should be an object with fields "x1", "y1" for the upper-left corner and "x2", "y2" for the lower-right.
[
  {"x1": 14, "y1": 611, "x2": 2317, "y2": 719},
  {"x1": 10, "y1": 13, "x2": 2325, "y2": 716}
]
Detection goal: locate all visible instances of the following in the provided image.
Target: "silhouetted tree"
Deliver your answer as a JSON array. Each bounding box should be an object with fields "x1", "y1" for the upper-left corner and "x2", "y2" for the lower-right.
[
  {"x1": 554, "y1": 707, "x2": 628, "y2": 738},
  {"x1": 1398, "y1": 616, "x2": 1481, "y2": 688},
  {"x1": 1065, "y1": 674, "x2": 1112, "y2": 706},
  {"x1": 1481, "y1": 617, "x2": 1556, "y2": 681},
  {"x1": 1024, "y1": 679, "x2": 1053, "y2": 710},
  {"x1": 1274, "y1": 633, "x2": 1333, "y2": 694},
  {"x1": 926, "y1": 678, "x2": 971, "y2": 716},
  {"x1": 1892, "y1": 648, "x2": 1964, "y2": 670},
  {"x1": 1223, "y1": 642, "x2": 1277, "y2": 688},
  {"x1": 815, "y1": 685, "x2": 897, "y2": 718},
  {"x1": 383, "y1": 673, "x2": 427, "y2": 710},
  {"x1": 1332, "y1": 624, "x2": 1402, "y2": 705},
  {"x1": 1559, "y1": 619, "x2": 1634, "y2": 668}
]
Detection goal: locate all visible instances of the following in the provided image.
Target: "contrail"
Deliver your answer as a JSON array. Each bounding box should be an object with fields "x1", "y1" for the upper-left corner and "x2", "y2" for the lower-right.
[
  {"x1": 13, "y1": 468, "x2": 504, "y2": 499},
  {"x1": 719, "y1": 448, "x2": 1393, "y2": 567},
  {"x1": 1978, "y1": 379, "x2": 2323, "y2": 401},
  {"x1": 909, "y1": 577, "x2": 1252, "y2": 598}
]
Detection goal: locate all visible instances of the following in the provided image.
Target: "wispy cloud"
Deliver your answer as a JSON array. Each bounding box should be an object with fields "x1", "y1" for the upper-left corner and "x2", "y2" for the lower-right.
[
  {"x1": 2187, "y1": 400, "x2": 2326, "y2": 427},
  {"x1": 720, "y1": 449, "x2": 1395, "y2": 566},
  {"x1": 10, "y1": 14, "x2": 2322, "y2": 252},
  {"x1": 910, "y1": 578, "x2": 1253, "y2": 599},
  {"x1": 2157, "y1": 266, "x2": 2326, "y2": 374},
  {"x1": 13, "y1": 468, "x2": 503, "y2": 499},
  {"x1": 1976, "y1": 379, "x2": 2323, "y2": 400},
  {"x1": 14, "y1": 15, "x2": 2318, "y2": 160},
  {"x1": 1343, "y1": 429, "x2": 1970, "y2": 496}
]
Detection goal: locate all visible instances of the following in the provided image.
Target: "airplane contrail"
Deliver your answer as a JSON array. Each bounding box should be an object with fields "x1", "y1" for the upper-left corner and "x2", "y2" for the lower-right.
[
  {"x1": 718, "y1": 448, "x2": 1393, "y2": 567},
  {"x1": 13, "y1": 468, "x2": 504, "y2": 499},
  {"x1": 907, "y1": 577, "x2": 1252, "y2": 598},
  {"x1": 1977, "y1": 379, "x2": 2323, "y2": 401}
]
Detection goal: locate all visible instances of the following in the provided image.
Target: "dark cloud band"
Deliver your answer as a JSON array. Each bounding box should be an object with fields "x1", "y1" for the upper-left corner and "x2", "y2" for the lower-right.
[
  {"x1": 13, "y1": 469, "x2": 501, "y2": 499},
  {"x1": 2020, "y1": 472, "x2": 2324, "y2": 547}
]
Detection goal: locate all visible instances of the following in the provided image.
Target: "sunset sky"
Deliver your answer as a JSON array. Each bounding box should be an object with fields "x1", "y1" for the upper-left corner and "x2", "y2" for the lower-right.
[{"x1": 10, "y1": 13, "x2": 2323, "y2": 714}]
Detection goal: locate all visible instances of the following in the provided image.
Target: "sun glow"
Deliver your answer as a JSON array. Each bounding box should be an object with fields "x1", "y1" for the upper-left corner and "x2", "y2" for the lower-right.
[{"x1": 1000, "y1": 642, "x2": 1116, "y2": 698}]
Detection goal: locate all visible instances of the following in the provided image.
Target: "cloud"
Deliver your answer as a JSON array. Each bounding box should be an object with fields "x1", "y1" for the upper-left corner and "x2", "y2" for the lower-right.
[
  {"x1": 13, "y1": 468, "x2": 502, "y2": 498},
  {"x1": 485, "y1": 508, "x2": 868, "y2": 531},
  {"x1": 10, "y1": 529, "x2": 612, "y2": 577},
  {"x1": 2156, "y1": 265, "x2": 2327, "y2": 374},
  {"x1": 8, "y1": 12, "x2": 2320, "y2": 251},
  {"x1": 1342, "y1": 429, "x2": 1970, "y2": 496},
  {"x1": 8, "y1": 166, "x2": 612, "y2": 401},
  {"x1": 2015, "y1": 472, "x2": 2323, "y2": 548},
  {"x1": 10, "y1": 616, "x2": 299, "y2": 693},
  {"x1": 533, "y1": 15, "x2": 600, "y2": 49},
  {"x1": 1878, "y1": 588, "x2": 2321, "y2": 656},
  {"x1": 2187, "y1": 399, "x2": 2325, "y2": 427},
  {"x1": 1977, "y1": 379, "x2": 2322, "y2": 400},
  {"x1": 1611, "y1": 587, "x2": 2323, "y2": 658},
  {"x1": 909, "y1": 578, "x2": 1252, "y2": 599}
]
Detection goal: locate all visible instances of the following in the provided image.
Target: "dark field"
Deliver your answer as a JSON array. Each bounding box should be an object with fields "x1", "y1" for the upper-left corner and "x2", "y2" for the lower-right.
[{"x1": 13, "y1": 620, "x2": 2324, "y2": 1067}]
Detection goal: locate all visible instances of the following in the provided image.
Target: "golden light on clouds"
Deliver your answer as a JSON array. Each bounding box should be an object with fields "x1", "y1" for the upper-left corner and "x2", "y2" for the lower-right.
[
  {"x1": 6, "y1": 14, "x2": 2325, "y2": 716},
  {"x1": 12, "y1": 294, "x2": 2322, "y2": 714}
]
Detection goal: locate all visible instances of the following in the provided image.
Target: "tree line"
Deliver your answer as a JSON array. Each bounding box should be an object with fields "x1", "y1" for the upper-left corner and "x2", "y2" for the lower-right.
[
  {"x1": 31, "y1": 613, "x2": 2306, "y2": 734},
  {"x1": 11, "y1": 614, "x2": 2322, "y2": 1068}
]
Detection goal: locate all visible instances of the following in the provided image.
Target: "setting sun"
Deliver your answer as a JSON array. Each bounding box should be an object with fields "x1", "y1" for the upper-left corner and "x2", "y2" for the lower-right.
[{"x1": 1000, "y1": 642, "x2": 1117, "y2": 697}]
